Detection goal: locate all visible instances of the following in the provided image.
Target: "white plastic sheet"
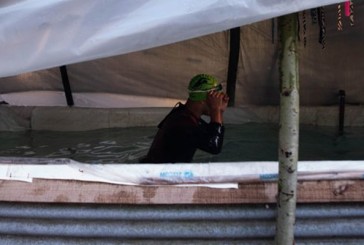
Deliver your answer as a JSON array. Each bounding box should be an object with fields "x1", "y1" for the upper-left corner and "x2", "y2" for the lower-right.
[
  {"x1": 1, "y1": 157, "x2": 363, "y2": 189},
  {"x1": 0, "y1": 0, "x2": 344, "y2": 77}
]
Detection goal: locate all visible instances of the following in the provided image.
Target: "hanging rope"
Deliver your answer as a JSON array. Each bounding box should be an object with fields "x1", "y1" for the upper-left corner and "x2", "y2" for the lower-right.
[
  {"x1": 272, "y1": 18, "x2": 275, "y2": 44},
  {"x1": 302, "y1": 10, "x2": 307, "y2": 47},
  {"x1": 338, "y1": 3, "x2": 343, "y2": 31},
  {"x1": 297, "y1": 14, "x2": 301, "y2": 42},
  {"x1": 311, "y1": 8, "x2": 318, "y2": 24},
  {"x1": 350, "y1": 0, "x2": 354, "y2": 26},
  {"x1": 318, "y1": 7, "x2": 326, "y2": 49}
]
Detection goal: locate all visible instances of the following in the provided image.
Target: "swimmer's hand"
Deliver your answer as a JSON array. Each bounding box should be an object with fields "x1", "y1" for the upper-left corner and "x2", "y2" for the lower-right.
[{"x1": 207, "y1": 91, "x2": 229, "y2": 123}]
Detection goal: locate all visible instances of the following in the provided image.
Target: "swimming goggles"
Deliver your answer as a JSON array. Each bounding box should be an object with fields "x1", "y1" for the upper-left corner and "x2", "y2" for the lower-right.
[{"x1": 188, "y1": 84, "x2": 223, "y2": 93}]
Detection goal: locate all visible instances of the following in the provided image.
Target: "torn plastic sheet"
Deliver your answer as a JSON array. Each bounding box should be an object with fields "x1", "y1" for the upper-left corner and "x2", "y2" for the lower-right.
[
  {"x1": 0, "y1": 157, "x2": 364, "y2": 189},
  {"x1": 0, "y1": 0, "x2": 344, "y2": 77}
]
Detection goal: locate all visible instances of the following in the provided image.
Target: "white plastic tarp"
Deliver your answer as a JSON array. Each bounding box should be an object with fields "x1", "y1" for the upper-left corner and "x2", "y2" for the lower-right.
[
  {"x1": 0, "y1": 0, "x2": 344, "y2": 78},
  {"x1": 1, "y1": 157, "x2": 364, "y2": 188}
]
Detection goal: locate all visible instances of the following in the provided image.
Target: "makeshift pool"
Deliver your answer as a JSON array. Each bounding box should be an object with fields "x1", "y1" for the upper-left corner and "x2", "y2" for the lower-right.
[{"x1": 1, "y1": 123, "x2": 364, "y2": 164}]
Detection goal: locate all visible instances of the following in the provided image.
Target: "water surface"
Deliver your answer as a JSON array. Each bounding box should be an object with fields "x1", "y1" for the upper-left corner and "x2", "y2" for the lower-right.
[{"x1": 1, "y1": 123, "x2": 363, "y2": 163}]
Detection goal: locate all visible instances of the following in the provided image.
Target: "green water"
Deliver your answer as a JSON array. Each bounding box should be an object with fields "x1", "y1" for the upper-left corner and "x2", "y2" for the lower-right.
[{"x1": 1, "y1": 123, "x2": 363, "y2": 163}]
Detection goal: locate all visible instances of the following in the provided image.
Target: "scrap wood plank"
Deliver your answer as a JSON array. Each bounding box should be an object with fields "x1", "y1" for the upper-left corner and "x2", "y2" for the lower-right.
[{"x1": 0, "y1": 179, "x2": 363, "y2": 204}]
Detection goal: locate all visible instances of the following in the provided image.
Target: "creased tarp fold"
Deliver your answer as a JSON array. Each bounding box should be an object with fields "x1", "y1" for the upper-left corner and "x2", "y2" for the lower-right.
[{"x1": 0, "y1": 0, "x2": 344, "y2": 77}]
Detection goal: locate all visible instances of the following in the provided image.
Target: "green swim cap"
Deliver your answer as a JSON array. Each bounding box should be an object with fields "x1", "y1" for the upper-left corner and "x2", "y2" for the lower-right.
[{"x1": 188, "y1": 74, "x2": 222, "y2": 101}]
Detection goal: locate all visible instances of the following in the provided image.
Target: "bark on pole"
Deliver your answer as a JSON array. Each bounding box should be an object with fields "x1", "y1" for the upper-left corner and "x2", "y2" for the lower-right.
[{"x1": 275, "y1": 13, "x2": 299, "y2": 245}]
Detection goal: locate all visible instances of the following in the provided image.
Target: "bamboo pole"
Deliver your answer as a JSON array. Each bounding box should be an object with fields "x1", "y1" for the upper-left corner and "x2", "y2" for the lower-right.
[{"x1": 275, "y1": 13, "x2": 299, "y2": 245}]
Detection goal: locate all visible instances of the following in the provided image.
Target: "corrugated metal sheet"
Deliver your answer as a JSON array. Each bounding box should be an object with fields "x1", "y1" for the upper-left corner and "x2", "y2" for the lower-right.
[{"x1": 0, "y1": 202, "x2": 363, "y2": 244}]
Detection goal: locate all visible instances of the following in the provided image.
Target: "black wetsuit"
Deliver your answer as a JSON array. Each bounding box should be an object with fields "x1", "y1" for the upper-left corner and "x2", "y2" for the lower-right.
[{"x1": 142, "y1": 103, "x2": 224, "y2": 163}]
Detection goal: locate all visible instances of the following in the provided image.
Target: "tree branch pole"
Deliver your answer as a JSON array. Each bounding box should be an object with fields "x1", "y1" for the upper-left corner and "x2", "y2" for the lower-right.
[{"x1": 275, "y1": 13, "x2": 299, "y2": 245}]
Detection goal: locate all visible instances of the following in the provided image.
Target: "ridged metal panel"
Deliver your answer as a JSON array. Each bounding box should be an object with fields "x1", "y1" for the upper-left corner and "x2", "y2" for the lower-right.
[{"x1": 0, "y1": 202, "x2": 364, "y2": 244}]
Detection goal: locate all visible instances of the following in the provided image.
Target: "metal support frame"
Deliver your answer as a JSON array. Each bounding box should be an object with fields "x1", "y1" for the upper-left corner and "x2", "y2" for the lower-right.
[
  {"x1": 226, "y1": 27, "x2": 240, "y2": 107},
  {"x1": 59, "y1": 65, "x2": 74, "y2": 107},
  {"x1": 339, "y1": 90, "x2": 346, "y2": 135}
]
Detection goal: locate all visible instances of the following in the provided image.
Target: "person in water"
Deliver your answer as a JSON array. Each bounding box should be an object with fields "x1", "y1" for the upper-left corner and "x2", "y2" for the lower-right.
[{"x1": 141, "y1": 74, "x2": 229, "y2": 163}]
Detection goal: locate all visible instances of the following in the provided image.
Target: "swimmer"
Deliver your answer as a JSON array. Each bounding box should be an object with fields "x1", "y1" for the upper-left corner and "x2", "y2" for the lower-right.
[{"x1": 141, "y1": 74, "x2": 229, "y2": 163}]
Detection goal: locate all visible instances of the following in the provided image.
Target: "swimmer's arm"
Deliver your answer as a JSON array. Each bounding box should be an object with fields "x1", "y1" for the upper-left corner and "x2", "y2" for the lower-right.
[{"x1": 196, "y1": 121, "x2": 225, "y2": 154}]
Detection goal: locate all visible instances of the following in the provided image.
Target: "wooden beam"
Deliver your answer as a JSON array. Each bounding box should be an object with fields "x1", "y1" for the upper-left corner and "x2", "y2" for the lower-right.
[{"x1": 0, "y1": 179, "x2": 363, "y2": 204}]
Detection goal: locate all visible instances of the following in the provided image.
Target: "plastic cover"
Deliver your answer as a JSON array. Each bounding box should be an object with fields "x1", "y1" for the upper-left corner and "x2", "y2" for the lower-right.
[
  {"x1": 0, "y1": 0, "x2": 344, "y2": 78},
  {"x1": 1, "y1": 157, "x2": 364, "y2": 188}
]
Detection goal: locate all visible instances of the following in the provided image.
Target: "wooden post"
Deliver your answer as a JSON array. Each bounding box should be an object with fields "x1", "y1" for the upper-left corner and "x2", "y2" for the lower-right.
[{"x1": 275, "y1": 13, "x2": 299, "y2": 245}]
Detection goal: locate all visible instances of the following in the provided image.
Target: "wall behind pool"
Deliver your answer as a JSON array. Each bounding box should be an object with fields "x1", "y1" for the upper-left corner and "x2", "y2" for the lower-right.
[{"x1": 1, "y1": 105, "x2": 364, "y2": 131}]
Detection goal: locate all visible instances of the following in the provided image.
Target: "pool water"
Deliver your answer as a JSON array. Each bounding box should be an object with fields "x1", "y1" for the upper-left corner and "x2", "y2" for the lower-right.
[{"x1": 1, "y1": 123, "x2": 364, "y2": 163}]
